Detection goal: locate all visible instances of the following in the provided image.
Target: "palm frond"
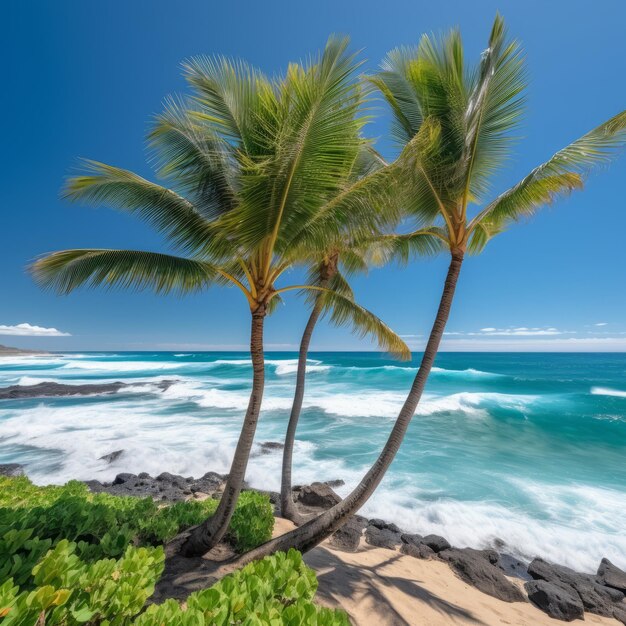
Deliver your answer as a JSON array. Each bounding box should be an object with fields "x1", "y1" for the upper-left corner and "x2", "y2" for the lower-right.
[
  {"x1": 63, "y1": 161, "x2": 228, "y2": 257},
  {"x1": 310, "y1": 287, "x2": 411, "y2": 360},
  {"x1": 460, "y1": 14, "x2": 526, "y2": 204},
  {"x1": 363, "y1": 227, "x2": 448, "y2": 266},
  {"x1": 468, "y1": 109, "x2": 626, "y2": 249},
  {"x1": 149, "y1": 97, "x2": 238, "y2": 220},
  {"x1": 31, "y1": 249, "x2": 227, "y2": 295},
  {"x1": 182, "y1": 55, "x2": 269, "y2": 154},
  {"x1": 368, "y1": 47, "x2": 423, "y2": 146}
]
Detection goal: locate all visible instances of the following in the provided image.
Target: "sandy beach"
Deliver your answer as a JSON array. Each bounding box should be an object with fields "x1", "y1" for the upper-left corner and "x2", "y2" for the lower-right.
[{"x1": 261, "y1": 519, "x2": 622, "y2": 626}]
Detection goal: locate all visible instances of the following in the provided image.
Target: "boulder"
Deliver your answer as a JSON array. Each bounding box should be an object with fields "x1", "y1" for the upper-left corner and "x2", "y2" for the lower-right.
[
  {"x1": 421, "y1": 534, "x2": 451, "y2": 553},
  {"x1": 400, "y1": 542, "x2": 435, "y2": 560},
  {"x1": 330, "y1": 517, "x2": 364, "y2": 553},
  {"x1": 256, "y1": 441, "x2": 284, "y2": 455},
  {"x1": 497, "y1": 553, "x2": 532, "y2": 581},
  {"x1": 368, "y1": 518, "x2": 402, "y2": 533},
  {"x1": 112, "y1": 472, "x2": 137, "y2": 485},
  {"x1": 525, "y1": 580, "x2": 584, "y2": 621},
  {"x1": 191, "y1": 471, "x2": 225, "y2": 494},
  {"x1": 440, "y1": 548, "x2": 526, "y2": 603},
  {"x1": 597, "y1": 558, "x2": 626, "y2": 593},
  {"x1": 99, "y1": 450, "x2": 124, "y2": 463},
  {"x1": 400, "y1": 533, "x2": 423, "y2": 547},
  {"x1": 364, "y1": 525, "x2": 402, "y2": 550},
  {"x1": 295, "y1": 482, "x2": 341, "y2": 509},
  {"x1": 524, "y1": 580, "x2": 585, "y2": 622},
  {"x1": 0, "y1": 463, "x2": 25, "y2": 477},
  {"x1": 325, "y1": 479, "x2": 345, "y2": 488},
  {"x1": 528, "y1": 557, "x2": 623, "y2": 617}
]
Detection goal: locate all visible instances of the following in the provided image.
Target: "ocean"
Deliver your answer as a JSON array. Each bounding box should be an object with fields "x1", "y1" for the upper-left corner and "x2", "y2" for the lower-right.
[{"x1": 1, "y1": 351, "x2": 625, "y2": 572}]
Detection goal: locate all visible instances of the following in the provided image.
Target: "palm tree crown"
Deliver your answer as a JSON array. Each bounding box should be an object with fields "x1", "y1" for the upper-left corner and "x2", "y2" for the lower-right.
[
  {"x1": 32, "y1": 37, "x2": 410, "y2": 356},
  {"x1": 369, "y1": 15, "x2": 626, "y2": 260}
]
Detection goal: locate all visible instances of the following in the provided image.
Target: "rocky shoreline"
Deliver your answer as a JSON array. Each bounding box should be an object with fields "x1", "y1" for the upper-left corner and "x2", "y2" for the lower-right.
[
  {"x1": 2, "y1": 462, "x2": 625, "y2": 623},
  {"x1": 0, "y1": 380, "x2": 175, "y2": 400}
]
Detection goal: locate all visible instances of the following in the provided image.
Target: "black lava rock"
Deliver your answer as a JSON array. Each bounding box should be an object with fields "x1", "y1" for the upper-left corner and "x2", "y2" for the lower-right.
[
  {"x1": 525, "y1": 580, "x2": 584, "y2": 621},
  {"x1": 597, "y1": 558, "x2": 626, "y2": 594},
  {"x1": 421, "y1": 534, "x2": 451, "y2": 553},
  {"x1": 364, "y1": 525, "x2": 402, "y2": 549},
  {"x1": 440, "y1": 548, "x2": 526, "y2": 603},
  {"x1": 0, "y1": 463, "x2": 25, "y2": 477}
]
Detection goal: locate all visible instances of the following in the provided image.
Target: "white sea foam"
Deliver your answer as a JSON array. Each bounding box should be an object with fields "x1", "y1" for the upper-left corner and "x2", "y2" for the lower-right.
[
  {"x1": 591, "y1": 386, "x2": 626, "y2": 398},
  {"x1": 357, "y1": 484, "x2": 626, "y2": 572},
  {"x1": 275, "y1": 363, "x2": 331, "y2": 376},
  {"x1": 61, "y1": 360, "x2": 186, "y2": 372},
  {"x1": 432, "y1": 366, "x2": 505, "y2": 379}
]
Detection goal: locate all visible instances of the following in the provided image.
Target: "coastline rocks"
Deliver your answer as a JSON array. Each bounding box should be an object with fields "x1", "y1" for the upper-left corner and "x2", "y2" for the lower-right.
[
  {"x1": 497, "y1": 553, "x2": 532, "y2": 581},
  {"x1": 597, "y1": 558, "x2": 626, "y2": 593},
  {"x1": 525, "y1": 580, "x2": 584, "y2": 621},
  {"x1": 0, "y1": 380, "x2": 174, "y2": 400},
  {"x1": 365, "y1": 524, "x2": 402, "y2": 550},
  {"x1": 399, "y1": 534, "x2": 435, "y2": 560},
  {"x1": 86, "y1": 470, "x2": 227, "y2": 502},
  {"x1": 421, "y1": 534, "x2": 451, "y2": 553},
  {"x1": 329, "y1": 516, "x2": 367, "y2": 552},
  {"x1": 99, "y1": 450, "x2": 124, "y2": 464},
  {"x1": 257, "y1": 441, "x2": 284, "y2": 455},
  {"x1": 0, "y1": 463, "x2": 25, "y2": 477},
  {"x1": 440, "y1": 548, "x2": 526, "y2": 603},
  {"x1": 368, "y1": 519, "x2": 402, "y2": 533},
  {"x1": 528, "y1": 557, "x2": 624, "y2": 617},
  {"x1": 294, "y1": 482, "x2": 342, "y2": 509}
]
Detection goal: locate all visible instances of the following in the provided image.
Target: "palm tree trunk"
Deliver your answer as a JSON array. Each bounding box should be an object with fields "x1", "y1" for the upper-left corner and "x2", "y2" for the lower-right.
[
  {"x1": 236, "y1": 251, "x2": 463, "y2": 563},
  {"x1": 280, "y1": 293, "x2": 326, "y2": 523},
  {"x1": 180, "y1": 305, "x2": 266, "y2": 557}
]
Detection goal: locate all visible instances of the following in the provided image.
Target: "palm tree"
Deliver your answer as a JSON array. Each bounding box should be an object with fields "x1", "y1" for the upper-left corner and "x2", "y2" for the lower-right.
[
  {"x1": 234, "y1": 15, "x2": 626, "y2": 562},
  {"x1": 31, "y1": 38, "x2": 412, "y2": 557},
  {"x1": 280, "y1": 145, "x2": 432, "y2": 523}
]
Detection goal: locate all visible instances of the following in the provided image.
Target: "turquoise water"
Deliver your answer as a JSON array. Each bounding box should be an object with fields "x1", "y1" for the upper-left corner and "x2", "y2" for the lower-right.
[{"x1": 1, "y1": 351, "x2": 625, "y2": 571}]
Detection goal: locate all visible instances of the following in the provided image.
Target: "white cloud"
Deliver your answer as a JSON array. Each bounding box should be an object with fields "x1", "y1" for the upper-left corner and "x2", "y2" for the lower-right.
[
  {"x1": 477, "y1": 327, "x2": 563, "y2": 337},
  {"x1": 0, "y1": 323, "x2": 71, "y2": 337},
  {"x1": 595, "y1": 322, "x2": 608, "y2": 327}
]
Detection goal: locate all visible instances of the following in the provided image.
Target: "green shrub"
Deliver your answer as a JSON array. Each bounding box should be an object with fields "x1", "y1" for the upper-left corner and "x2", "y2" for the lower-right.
[
  {"x1": 0, "y1": 477, "x2": 348, "y2": 625},
  {"x1": 136, "y1": 549, "x2": 350, "y2": 626},
  {"x1": 228, "y1": 490, "x2": 274, "y2": 552},
  {"x1": 1, "y1": 540, "x2": 164, "y2": 625},
  {"x1": 0, "y1": 476, "x2": 274, "y2": 589}
]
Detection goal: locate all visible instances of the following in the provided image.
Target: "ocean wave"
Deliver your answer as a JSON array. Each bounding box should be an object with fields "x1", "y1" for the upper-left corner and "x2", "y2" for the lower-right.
[
  {"x1": 61, "y1": 360, "x2": 186, "y2": 372},
  {"x1": 431, "y1": 366, "x2": 505, "y2": 379},
  {"x1": 358, "y1": 484, "x2": 626, "y2": 572},
  {"x1": 591, "y1": 386, "x2": 626, "y2": 398},
  {"x1": 275, "y1": 363, "x2": 331, "y2": 376},
  {"x1": 161, "y1": 380, "x2": 536, "y2": 419}
]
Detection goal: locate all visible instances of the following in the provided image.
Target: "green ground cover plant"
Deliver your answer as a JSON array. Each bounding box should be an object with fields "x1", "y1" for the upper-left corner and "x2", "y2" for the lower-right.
[{"x1": 0, "y1": 477, "x2": 347, "y2": 624}]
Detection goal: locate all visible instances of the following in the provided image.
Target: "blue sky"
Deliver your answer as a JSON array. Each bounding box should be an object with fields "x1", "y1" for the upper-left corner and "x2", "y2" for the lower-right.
[{"x1": 2, "y1": 0, "x2": 625, "y2": 352}]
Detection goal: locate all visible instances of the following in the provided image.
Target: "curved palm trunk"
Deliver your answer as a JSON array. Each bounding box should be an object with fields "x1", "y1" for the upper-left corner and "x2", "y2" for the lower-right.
[
  {"x1": 180, "y1": 306, "x2": 266, "y2": 557},
  {"x1": 237, "y1": 251, "x2": 463, "y2": 563},
  {"x1": 280, "y1": 294, "x2": 326, "y2": 523}
]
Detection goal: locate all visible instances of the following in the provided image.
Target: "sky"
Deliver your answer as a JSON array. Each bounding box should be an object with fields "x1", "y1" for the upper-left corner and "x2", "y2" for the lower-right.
[{"x1": 2, "y1": 0, "x2": 625, "y2": 353}]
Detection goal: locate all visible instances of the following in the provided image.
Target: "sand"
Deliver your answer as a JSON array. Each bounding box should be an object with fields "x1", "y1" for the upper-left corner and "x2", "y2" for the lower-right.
[{"x1": 269, "y1": 519, "x2": 622, "y2": 626}]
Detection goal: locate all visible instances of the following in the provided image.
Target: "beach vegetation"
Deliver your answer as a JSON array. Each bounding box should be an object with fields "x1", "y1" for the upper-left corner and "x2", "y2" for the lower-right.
[{"x1": 0, "y1": 477, "x2": 345, "y2": 624}]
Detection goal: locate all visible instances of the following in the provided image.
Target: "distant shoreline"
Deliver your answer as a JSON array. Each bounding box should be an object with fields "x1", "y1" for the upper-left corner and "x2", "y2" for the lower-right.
[{"x1": 0, "y1": 344, "x2": 51, "y2": 357}]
